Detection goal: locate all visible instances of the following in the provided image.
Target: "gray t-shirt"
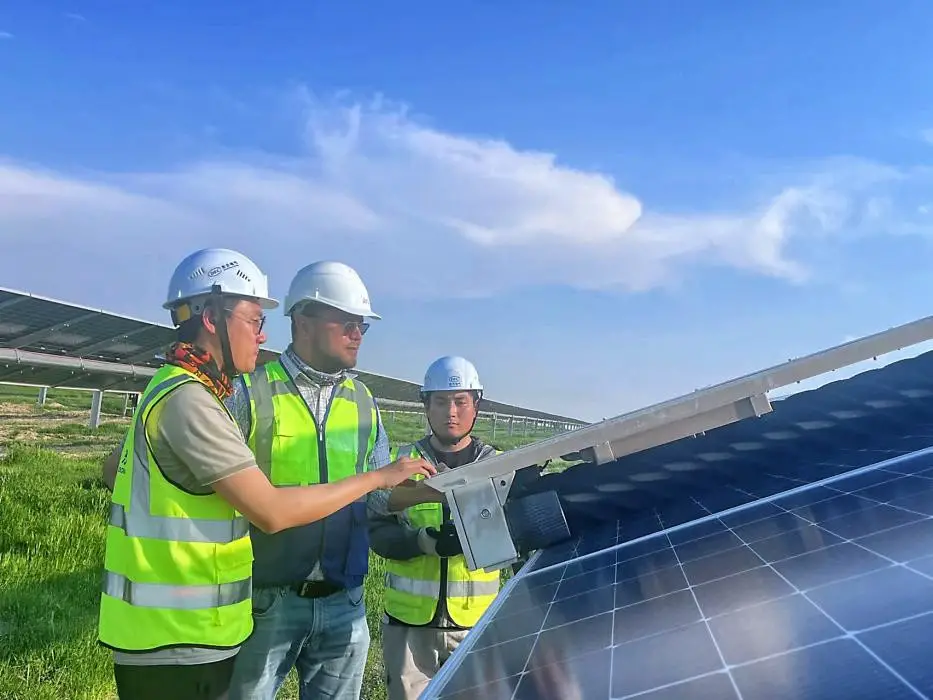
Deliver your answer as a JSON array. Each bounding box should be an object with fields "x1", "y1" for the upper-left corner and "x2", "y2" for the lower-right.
[{"x1": 112, "y1": 381, "x2": 257, "y2": 666}]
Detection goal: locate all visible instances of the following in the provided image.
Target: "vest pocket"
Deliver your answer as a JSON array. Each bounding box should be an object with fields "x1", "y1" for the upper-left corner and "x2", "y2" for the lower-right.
[
  {"x1": 270, "y1": 422, "x2": 319, "y2": 486},
  {"x1": 344, "y1": 501, "x2": 371, "y2": 578},
  {"x1": 213, "y1": 535, "x2": 254, "y2": 584}
]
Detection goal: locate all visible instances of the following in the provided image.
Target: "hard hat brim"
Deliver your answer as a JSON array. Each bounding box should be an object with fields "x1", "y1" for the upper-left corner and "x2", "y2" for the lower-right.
[
  {"x1": 164, "y1": 293, "x2": 280, "y2": 311},
  {"x1": 285, "y1": 297, "x2": 381, "y2": 320}
]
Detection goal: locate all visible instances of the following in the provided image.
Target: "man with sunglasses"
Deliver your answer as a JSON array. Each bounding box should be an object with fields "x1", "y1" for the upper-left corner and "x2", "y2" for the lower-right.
[{"x1": 227, "y1": 261, "x2": 443, "y2": 700}]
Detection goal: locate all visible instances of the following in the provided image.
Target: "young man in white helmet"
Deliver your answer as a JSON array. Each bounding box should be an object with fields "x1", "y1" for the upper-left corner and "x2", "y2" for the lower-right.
[
  {"x1": 225, "y1": 261, "x2": 443, "y2": 700},
  {"x1": 368, "y1": 356, "x2": 506, "y2": 700},
  {"x1": 98, "y1": 250, "x2": 436, "y2": 700}
]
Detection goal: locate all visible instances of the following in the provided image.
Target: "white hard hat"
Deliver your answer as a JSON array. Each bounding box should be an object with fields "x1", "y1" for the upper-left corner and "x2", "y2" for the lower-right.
[
  {"x1": 283, "y1": 261, "x2": 381, "y2": 319},
  {"x1": 163, "y1": 248, "x2": 279, "y2": 314},
  {"x1": 421, "y1": 356, "x2": 484, "y2": 395}
]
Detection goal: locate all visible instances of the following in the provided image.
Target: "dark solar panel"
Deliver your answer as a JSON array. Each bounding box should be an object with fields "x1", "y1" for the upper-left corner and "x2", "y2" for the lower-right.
[
  {"x1": 507, "y1": 350, "x2": 933, "y2": 571},
  {"x1": 425, "y1": 448, "x2": 933, "y2": 699},
  {"x1": 0, "y1": 287, "x2": 583, "y2": 422},
  {"x1": 0, "y1": 288, "x2": 173, "y2": 367}
]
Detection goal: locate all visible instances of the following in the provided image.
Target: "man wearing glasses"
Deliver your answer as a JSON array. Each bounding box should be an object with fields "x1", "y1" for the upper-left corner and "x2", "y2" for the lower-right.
[{"x1": 226, "y1": 261, "x2": 442, "y2": 700}]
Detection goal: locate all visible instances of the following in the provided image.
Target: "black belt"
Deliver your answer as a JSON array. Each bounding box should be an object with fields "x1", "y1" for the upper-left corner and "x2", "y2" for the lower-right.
[{"x1": 292, "y1": 580, "x2": 344, "y2": 599}]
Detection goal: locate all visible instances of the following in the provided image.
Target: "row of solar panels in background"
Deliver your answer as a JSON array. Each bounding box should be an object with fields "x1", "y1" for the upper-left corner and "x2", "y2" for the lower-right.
[
  {"x1": 424, "y1": 345, "x2": 933, "y2": 698},
  {"x1": 0, "y1": 286, "x2": 583, "y2": 423}
]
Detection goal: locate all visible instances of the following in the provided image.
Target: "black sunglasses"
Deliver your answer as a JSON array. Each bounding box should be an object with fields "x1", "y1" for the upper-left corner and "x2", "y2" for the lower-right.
[
  {"x1": 341, "y1": 320, "x2": 369, "y2": 336},
  {"x1": 300, "y1": 306, "x2": 369, "y2": 336}
]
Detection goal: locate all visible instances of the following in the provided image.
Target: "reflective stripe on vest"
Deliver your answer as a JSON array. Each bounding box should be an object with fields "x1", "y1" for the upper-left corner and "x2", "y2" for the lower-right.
[
  {"x1": 98, "y1": 365, "x2": 254, "y2": 653},
  {"x1": 383, "y1": 442, "x2": 501, "y2": 628},
  {"x1": 108, "y1": 501, "x2": 249, "y2": 543},
  {"x1": 103, "y1": 572, "x2": 251, "y2": 609},
  {"x1": 385, "y1": 572, "x2": 501, "y2": 599}
]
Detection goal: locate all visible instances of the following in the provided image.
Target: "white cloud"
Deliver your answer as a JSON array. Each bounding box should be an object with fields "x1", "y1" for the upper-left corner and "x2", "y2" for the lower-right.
[
  {"x1": 0, "y1": 90, "x2": 928, "y2": 306},
  {"x1": 0, "y1": 31, "x2": 13, "y2": 40}
]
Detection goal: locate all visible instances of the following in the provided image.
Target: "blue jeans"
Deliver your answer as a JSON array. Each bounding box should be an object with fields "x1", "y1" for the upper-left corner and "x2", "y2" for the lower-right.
[{"x1": 229, "y1": 584, "x2": 370, "y2": 700}]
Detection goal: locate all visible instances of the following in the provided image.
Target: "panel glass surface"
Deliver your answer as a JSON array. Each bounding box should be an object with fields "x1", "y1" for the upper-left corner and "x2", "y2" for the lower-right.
[
  {"x1": 513, "y1": 350, "x2": 933, "y2": 571},
  {"x1": 426, "y1": 449, "x2": 933, "y2": 699}
]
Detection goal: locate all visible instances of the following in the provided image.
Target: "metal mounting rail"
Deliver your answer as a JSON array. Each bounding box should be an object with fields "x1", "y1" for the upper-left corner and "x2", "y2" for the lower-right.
[
  {"x1": 0, "y1": 347, "x2": 158, "y2": 379},
  {"x1": 426, "y1": 313, "x2": 933, "y2": 572}
]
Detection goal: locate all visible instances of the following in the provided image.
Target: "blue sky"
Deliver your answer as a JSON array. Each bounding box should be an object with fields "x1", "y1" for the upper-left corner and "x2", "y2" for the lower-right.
[{"x1": 3, "y1": 1, "x2": 933, "y2": 422}]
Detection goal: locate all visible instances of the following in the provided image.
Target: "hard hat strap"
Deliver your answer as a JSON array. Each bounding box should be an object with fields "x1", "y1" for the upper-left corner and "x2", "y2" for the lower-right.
[{"x1": 208, "y1": 285, "x2": 240, "y2": 378}]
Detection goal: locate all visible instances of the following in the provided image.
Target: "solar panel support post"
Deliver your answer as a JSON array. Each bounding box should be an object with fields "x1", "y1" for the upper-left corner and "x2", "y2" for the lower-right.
[
  {"x1": 446, "y1": 476, "x2": 519, "y2": 573},
  {"x1": 37, "y1": 386, "x2": 48, "y2": 406},
  {"x1": 89, "y1": 390, "x2": 103, "y2": 429},
  {"x1": 429, "y1": 312, "x2": 933, "y2": 572}
]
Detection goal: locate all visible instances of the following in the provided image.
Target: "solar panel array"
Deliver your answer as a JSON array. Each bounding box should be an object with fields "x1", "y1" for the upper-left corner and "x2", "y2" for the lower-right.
[
  {"x1": 0, "y1": 287, "x2": 173, "y2": 366},
  {"x1": 513, "y1": 347, "x2": 933, "y2": 551},
  {"x1": 424, "y1": 348, "x2": 933, "y2": 699},
  {"x1": 0, "y1": 287, "x2": 582, "y2": 423}
]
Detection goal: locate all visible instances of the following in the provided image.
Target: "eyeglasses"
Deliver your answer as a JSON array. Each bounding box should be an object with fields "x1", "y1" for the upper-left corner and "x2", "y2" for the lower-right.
[
  {"x1": 342, "y1": 321, "x2": 369, "y2": 337},
  {"x1": 229, "y1": 312, "x2": 266, "y2": 335},
  {"x1": 299, "y1": 306, "x2": 369, "y2": 337}
]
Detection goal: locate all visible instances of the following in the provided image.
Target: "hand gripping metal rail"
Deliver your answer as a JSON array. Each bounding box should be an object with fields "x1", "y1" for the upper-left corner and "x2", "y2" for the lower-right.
[{"x1": 423, "y1": 314, "x2": 933, "y2": 573}]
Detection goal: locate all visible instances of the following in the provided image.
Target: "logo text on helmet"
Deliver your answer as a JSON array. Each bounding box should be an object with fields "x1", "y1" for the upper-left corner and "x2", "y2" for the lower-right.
[
  {"x1": 448, "y1": 375, "x2": 462, "y2": 388},
  {"x1": 207, "y1": 261, "x2": 240, "y2": 278}
]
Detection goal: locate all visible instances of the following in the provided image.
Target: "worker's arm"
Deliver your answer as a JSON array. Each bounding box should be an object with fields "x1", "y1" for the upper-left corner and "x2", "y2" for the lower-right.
[
  {"x1": 367, "y1": 506, "x2": 436, "y2": 561},
  {"x1": 213, "y1": 460, "x2": 434, "y2": 534},
  {"x1": 364, "y1": 408, "x2": 445, "y2": 514},
  {"x1": 386, "y1": 480, "x2": 445, "y2": 511},
  {"x1": 156, "y1": 383, "x2": 436, "y2": 534}
]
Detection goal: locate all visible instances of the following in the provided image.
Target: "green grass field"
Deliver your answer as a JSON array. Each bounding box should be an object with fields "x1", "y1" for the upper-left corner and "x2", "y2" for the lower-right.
[{"x1": 0, "y1": 385, "x2": 570, "y2": 700}]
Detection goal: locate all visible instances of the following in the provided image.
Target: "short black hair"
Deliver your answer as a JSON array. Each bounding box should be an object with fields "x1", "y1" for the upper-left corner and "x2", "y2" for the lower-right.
[
  {"x1": 176, "y1": 316, "x2": 203, "y2": 344},
  {"x1": 290, "y1": 301, "x2": 327, "y2": 336}
]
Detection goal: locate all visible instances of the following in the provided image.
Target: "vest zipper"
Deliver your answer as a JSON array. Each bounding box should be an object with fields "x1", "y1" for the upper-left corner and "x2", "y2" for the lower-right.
[
  {"x1": 314, "y1": 390, "x2": 337, "y2": 578},
  {"x1": 289, "y1": 376, "x2": 337, "y2": 579},
  {"x1": 433, "y1": 441, "x2": 490, "y2": 628},
  {"x1": 317, "y1": 390, "x2": 334, "y2": 485},
  {"x1": 418, "y1": 439, "x2": 451, "y2": 626},
  {"x1": 437, "y1": 498, "x2": 450, "y2": 626}
]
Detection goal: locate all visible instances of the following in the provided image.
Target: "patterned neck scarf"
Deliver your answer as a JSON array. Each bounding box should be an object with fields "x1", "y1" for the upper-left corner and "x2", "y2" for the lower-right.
[{"x1": 166, "y1": 342, "x2": 233, "y2": 399}]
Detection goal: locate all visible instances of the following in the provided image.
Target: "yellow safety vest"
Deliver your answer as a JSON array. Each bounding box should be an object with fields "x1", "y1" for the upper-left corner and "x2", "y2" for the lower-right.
[
  {"x1": 98, "y1": 364, "x2": 254, "y2": 653},
  {"x1": 241, "y1": 359, "x2": 377, "y2": 487},
  {"x1": 240, "y1": 359, "x2": 378, "y2": 587},
  {"x1": 382, "y1": 442, "x2": 501, "y2": 628}
]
